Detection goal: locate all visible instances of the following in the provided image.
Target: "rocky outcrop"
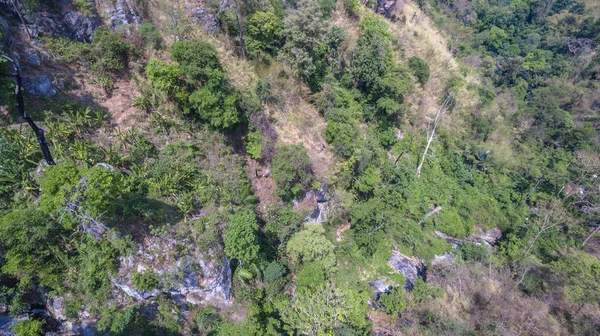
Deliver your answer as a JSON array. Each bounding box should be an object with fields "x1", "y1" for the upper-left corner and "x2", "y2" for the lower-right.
[
  {"x1": 435, "y1": 227, "x2": 502, "y2": 247},
  {"x1": 98, "y1": 0, "x2": 141, "y2": 29},
  {"x1": 186, "y1": 0, "x2": 218, "y2": 32},
  {"x1": 387, "y1": 251, "x2": 424, "y2": 289},
  {"x1": 375, "y1": 0, "x2": 404, "y2": 20},
  {"x1": 0, "y1": 0, "x2": 98, "y2": 42},
  {"x1": 22, "y1": 75, "x2": 57, "y2": 98},
  {"x1": 114, "y1": 236, "x2": 232, "y2": 308}
]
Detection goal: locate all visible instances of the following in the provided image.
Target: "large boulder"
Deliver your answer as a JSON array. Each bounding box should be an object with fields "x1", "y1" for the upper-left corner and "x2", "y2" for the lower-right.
[
  {"x1": 387, "y1": 251, "x2": 424, "y2": 289},
  {"x1": 22, "y1": 75, "x2": 57, "y2": 98}
]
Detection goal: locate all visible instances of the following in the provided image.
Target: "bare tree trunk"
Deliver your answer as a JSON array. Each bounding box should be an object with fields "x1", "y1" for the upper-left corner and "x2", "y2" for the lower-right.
[
  {"x1": 416, "y1": 94, "x2": 453, "y2": 178},
  {"x1": 582, "y1": 224, "x2": 600, "y2": 246},
  {"x1": 10, "y1": 0, "x2": 32, "y2": 40},
  {"x1": 232, "y1": 0, "x2": 246, "y2": 59},
  {"x1": 1, "y1": 55, "x2": 55, "y2": 165}
]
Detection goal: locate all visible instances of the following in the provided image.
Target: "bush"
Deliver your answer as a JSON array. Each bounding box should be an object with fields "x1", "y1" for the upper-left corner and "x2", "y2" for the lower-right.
[
  {"x1": 245, "y1": 130, "x2": 264, "y2": 160},
  {"x1": 379, "y1": 287, "x2": 406, "y2": 315},
  {"x1": 224, "y1": 210, "x2": 260, "y2": 264},
  {"x1": 272, "y1": 144, "x2": 314, "y2": 201},
  {"x1": 263, "y1": 261, "x2": 286, "y2": 282},
  {"x1": 295, "y1": 262, "x2": 327, "y2": 288},
  {"x1": 245, "y1": 11, "x2": 283, "y2": 57},
  {"x1": 11, "y1": 319, "x2": 45, "y2": 336},
  {"x1": 140, "y1": 22, "x2": 162, "y2": 49},
  {"x1": 408, "y1": 56, "x2": 430, "y2": 85},
  {"x1": 458, "y1": 243, "x2": 488, "y2": 262},
  {"x1": 91, "y1": 28, "x2": 130, "y2": 74},
  {"x1": 132, "y1": 271, "x2": 161, "y2": 291}
]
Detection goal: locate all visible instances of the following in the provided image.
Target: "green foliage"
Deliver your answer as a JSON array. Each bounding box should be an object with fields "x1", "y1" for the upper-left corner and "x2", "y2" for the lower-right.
[
  {"x1": 287, "y1": 224, "x2": 336, "y2": 270},
  {"x1": 0, "y1": 130, "x2": 39, "y2": 209},
  {"x1": 281, "y1": 283, "x2": 369, "y2": 335},
  {"x1": 263, "y1": 261, "x2": 286, "y2": 282},
  {"x1": 551, "y1": 252, "x2": 600, "y2": 305},
  {"x1": 408, "y1": 56, "x2": 430, "y2": 85},
  {"x1": 245, "y1": 131, "x2": 264, "y2": 159},
  {"x1": 44, "y1": 37, "x2": 91, "y2": 63},
  {"x1": 140, "y1": 22, "x2": 162, "y2": 49},
  {"x1": 224, "y1": 210, "x2": 261, "y2": 264},
  {"x1": 91, "y1": 28, "x2": 130, "y2": 74},
  {"x1": 0, "y1": 209, "x2": 64, "y2": 288},
  {"x1": 325, "y1": 108, "x2": 360, "y2": 158},
  {"x1": 351, "y1": 14, "x2": 411, "y2": 117},
  {"x1": 11, "y1": 319, "x2": 45, "y2": 336},
  {"x1": 162, "y1": 40, "x2": 241, "y2": 129},
  {"x1": 74, "y1": 0, "x2": 95, "y2": 16},
  {"x1": 379, "y1": 287, "x2": 406, "y2": 315},
  {"x1": 132, "y1": 271, "x2": 161, "y2": 291},
  {"x1": 281, "y1": 0, "x2": 338, "y2": 91},
  {"x1": 295, "y1": 262, "x2": 327, "y2": 288},
  {"x1": 409, "y1": 278, "x2": 442, "y2": 304},
  {"x1": 245, "y1": 11, "x2": 283, "y2": 57},
  {"x1": 145, "y1": 59, "x2": 182, "y2": 96},
  {"x1": 458, "y1": 243, "x2": 488, "y2": 262},
  {"x1": 272, "y1": 144, "x2": 314, "y2": 201}
]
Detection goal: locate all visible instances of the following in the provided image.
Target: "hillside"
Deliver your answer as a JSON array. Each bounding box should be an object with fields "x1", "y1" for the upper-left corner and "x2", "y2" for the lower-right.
[{"x1": 0, "y1": 0, "x2": 599, "y2": 335}]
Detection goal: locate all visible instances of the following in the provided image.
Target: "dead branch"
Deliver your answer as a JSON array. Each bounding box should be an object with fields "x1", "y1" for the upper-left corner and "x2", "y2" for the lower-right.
[{"x1": 416, "y1": 94, "x2": 453, "y2": 178}]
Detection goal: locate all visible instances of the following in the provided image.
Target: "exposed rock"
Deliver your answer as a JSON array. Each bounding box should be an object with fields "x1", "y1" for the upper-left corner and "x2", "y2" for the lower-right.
[
  {"x1": 46, "y1": 296, "x2": 67, "y2": 322},
  {"x1": 468, "y1": 227, "x2": 502, "y2": 245},
  {"x1": 369, "y1": 279, "x2": 392, "y2": 296},
  {"x1": 99, "y1": 0, "x2": 141, "y2": 29},
  {"x1": 0, "y1": 314, "x2": 27, "y2": 335},
  {"x1": 431, "y1": 252, "x2": 453, "y2": 266},
  {"x1": 375, "y1": 0, "x2": 404, "y2": 19},
  {"x1": 114, "y1": 236, "x2": 232, "y2": 308},
  {"x1": 434, "y1": 230, "x2": 463, "y2": 247},
  {"x1": 191, "y1": 9, "x2": 218, "y2": 32},
  {"x1": 22, "y1": 48, "x2": 41, "y2": 66},
  {"x1": 22, "y1": 75, "x2": 57, "y2": 98},
  {"x1": 0, "y1": 0, "x2": 98, "y2": 42},
  {"x1": 387, "y1": 251, "x2": 424, "y2": 289}
]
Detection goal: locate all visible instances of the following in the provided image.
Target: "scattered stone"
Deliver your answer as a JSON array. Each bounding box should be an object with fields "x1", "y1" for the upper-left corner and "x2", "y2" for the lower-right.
[{"x1": 431, "y1": 252, "x2": 453, "y2": 266}]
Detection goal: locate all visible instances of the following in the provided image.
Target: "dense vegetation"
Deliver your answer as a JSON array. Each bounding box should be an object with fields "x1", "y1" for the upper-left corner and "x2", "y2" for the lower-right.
[{"x1": 0, "y1": 0, "x2": 599, "y2": 335}]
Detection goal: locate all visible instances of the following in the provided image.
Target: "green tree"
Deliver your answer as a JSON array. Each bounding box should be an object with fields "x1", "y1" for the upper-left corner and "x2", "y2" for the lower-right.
[
  {"x1": 224, "y1": 210, "x2": 261, "y2": 264},
  {"x1": 0, "y1": 209, "x2": 64, "y2": 288},
  {"x1": 11, "y1": 319, "x2": 45, "y2": 336},
  {"x1": 281, "y1": 0, "x2": 330, "y2": 91},
  {"x1": 408, "y1": 56, "x2": 430, "y2": 85},
  {"x1": 286, "y1": 224, "x2": 335, "y2": 270},
  {"x1": 551, "y1": 252, "x2": 600, "y2": 305},
  {"x1": 378, "y1": 287, "x2": 406, "y2": 315},
  {"x1": 281, "y1": 283, "x2": 368, "y2": 335},
  {"x1": 272, "y1": 144, "x2": 314, "y2": 201},
  {"x1": 245, "y1": 11, "x2": 283, "y2": 57}
]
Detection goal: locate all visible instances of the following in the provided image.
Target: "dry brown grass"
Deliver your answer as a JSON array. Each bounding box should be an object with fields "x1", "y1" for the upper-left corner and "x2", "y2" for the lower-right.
[{"x1": 385, "y1": 1, "x2": 480, "y2": 134}]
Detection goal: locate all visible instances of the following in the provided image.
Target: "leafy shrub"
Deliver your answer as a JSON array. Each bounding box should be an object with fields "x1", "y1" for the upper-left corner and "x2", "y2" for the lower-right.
[
  {"x1": 245, "y1": 131, "x2": 264, "y2": 160},
  {"x1": 140, "y1": 22, "x2": 162, "y2": 49},
  {"x1": 132, "y1": 271, "x2": 161, "y2": 291},
  {"x1": 44, "y1": 37, "x2": 91, "y2": 63},
  {"x1": 272, "y1": 144, "x2": 314, "y2": 201},
  {"x1": 91, "y1": 28, "x2": 130, "y2": 74},
  {"x1": 344, "y1": 0, "x2": 361, "y2": 15},
  {"x1": 287, "y1": 224, "x2": 336, "y2": 270},
  {"x1": 458, "y1": 243, "x2": 488, "y2": 262},
  {"x1": 74, "y1": 0, "x2": 95, "y2": 16},
  {"x1": 263, "y1": 261, "x2": 286, "y2": 282},
  {"x1": 224, "y1": 210, "x2": 260, "y2": 264},
  {"x1": 410, "y1": 278, "x2": 442, "y2": 303},
  {"x1": 11, "y1": 319, "x2": 44, "y2": 336},
  {"x1": 295, "y1": 262, "x2": 327, "y2": 288},
  {"x1": 245, "y1": 11, "x2": 283, "y2": 57},
  {"x1": 0, "y1": 209, "x2": 64, "y2": 288},
  {"x1": 319, "y1": 0, "x2": 336, "y2": 18},
  {"x1": 408, "y1": 56, "x2": 430, "y2": 85},
  {"x1": 379, "y1": 287, "x2": 406, "y2": 315}
]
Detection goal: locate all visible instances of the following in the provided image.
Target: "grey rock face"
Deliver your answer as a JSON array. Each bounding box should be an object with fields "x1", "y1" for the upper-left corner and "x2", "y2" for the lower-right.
[
  {"x1": 22, "y1": 76, "x2": 57, "y2": 98},
  {"x1": 388, "y1": 251, "x2": 424, "y2": 289},
  {"x1": 99, "y1": 0, "x2": 141, "y2": 29},
  {"x1": 191, "y1": 9, "x2": 218, "y2": 33},
  {"x1": 23, "y1": 48, "x2": 41, "y2": 66},
  {"x1": 113, "y1": 236, "x2": 232, "y2": 308},
  {"x1": 46, "y1": 296, "x2": 67, "y2": 322}
]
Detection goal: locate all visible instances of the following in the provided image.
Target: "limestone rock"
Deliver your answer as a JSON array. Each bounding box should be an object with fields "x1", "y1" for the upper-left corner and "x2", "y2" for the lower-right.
[
  {"x1": 388, "y1": 251, "x2": 424, "y2": 289},
  {"x1": 99, "y1": 0, "x2": 141, "y2": 29}
]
